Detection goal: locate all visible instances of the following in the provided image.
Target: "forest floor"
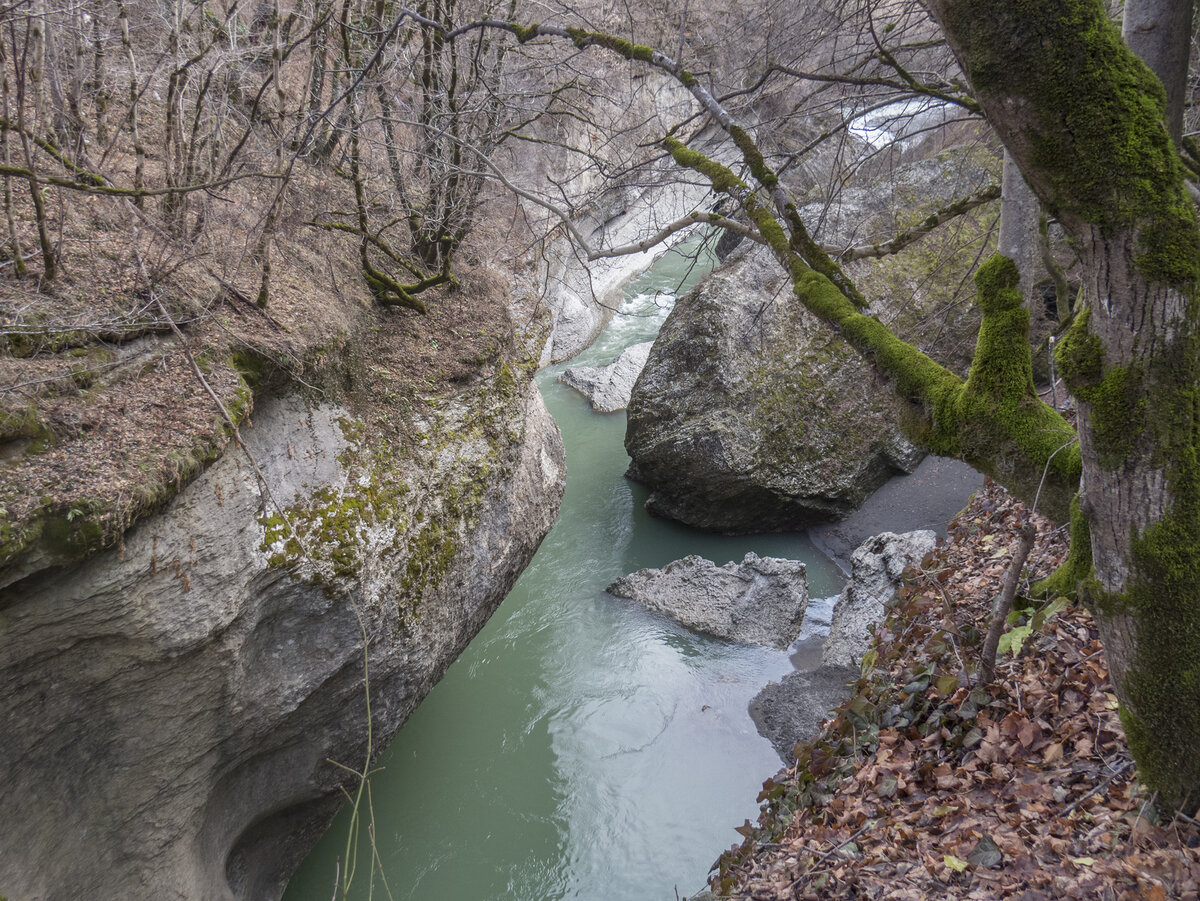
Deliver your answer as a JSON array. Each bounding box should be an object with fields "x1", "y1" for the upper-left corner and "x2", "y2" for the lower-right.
[{"x1": 714, "y1": 481, "x2": 1200, "y2": 900}]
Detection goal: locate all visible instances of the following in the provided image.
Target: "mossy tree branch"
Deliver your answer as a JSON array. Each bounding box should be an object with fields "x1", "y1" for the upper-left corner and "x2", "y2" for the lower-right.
[
  {"x1": 825, "y1": 183, "x2": 1001, "y2": 261},
  {"x1": 664, "y1": 134, "x2": 1079, "y2": 520}
]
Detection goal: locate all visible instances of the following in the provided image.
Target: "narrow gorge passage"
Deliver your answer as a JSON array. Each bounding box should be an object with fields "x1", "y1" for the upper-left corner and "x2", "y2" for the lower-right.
[{"x1": 285, "y1": 242, "x2": 843, "y2": 901}]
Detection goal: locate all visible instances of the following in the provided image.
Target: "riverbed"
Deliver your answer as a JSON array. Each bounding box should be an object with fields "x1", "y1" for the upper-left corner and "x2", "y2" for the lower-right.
[{"x1": 284, "y1": 242, "x2": 843, "y2": 901}]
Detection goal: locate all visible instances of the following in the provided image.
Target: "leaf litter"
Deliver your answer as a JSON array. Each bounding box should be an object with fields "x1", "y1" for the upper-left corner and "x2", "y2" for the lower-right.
[{"x1": 710, "y1": 480, "x2": 1200, "y2": 900}]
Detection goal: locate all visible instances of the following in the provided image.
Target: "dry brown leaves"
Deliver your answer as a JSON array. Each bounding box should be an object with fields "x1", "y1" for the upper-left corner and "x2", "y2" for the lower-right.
[{"x1": 716, "y1": 482, "x2": 1200, "y2": 900}]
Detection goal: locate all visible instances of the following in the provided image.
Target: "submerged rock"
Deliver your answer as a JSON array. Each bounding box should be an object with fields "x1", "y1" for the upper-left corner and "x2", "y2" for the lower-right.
[
  {"x1": 750, "y1": 666, "x2": 858, "y2": 763},
  {"x1": 607, "y1": 552, "x2": 808, "y2": 649},
  {"x1": 559, "y1": 341, "x2": 653, "y2": 412},
  {"x1": 625, "y1": 243, "x2": 923, "y2": 532},
  {"x1": 822, "y1": 530, "x2": 937, "y2": 668}
]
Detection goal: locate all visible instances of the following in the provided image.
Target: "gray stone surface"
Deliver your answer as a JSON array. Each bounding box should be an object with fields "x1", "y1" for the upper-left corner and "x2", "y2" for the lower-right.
[
  {"x1": 559, "y1": 341, "x2": 653, "y2": 412},
  {"x1": 0, "y1": 382, "x2": 564, "y2": 901},
  {"x1": 625, "y1": 243, "x2": 924, "y2": 533},
  {"x1": 822, "y1": 530, "x2": 938, "y2": 668},
  {"x1": 750, "y1": 666, "x2": 858, "y2": 763},
  {"x1": 810, "y1": 455, "x2": 982, "y2": 573},
  {"x1": 607, "y1": 552, "x2": 808, "y2": 649}
]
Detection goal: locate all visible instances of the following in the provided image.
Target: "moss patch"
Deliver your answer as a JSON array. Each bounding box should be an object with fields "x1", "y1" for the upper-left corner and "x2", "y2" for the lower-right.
[
  {"x1": 941, "y1": 0, "x2": 1200, "y2": 288},
  {"x1": 256, "y1": 288, "x2": 541, "y2": 620}
]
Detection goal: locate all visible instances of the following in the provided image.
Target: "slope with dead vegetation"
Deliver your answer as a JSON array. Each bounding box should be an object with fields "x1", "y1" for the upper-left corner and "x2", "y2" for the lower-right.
[{"x1": 713, "y1": 482, "x2": 1200, "y2": 900}]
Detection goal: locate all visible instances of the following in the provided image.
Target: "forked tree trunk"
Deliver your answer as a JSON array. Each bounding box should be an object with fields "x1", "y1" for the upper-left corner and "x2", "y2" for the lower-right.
[{"x1": 926, "y1": 0, "x2": 1200, "y2": 815}]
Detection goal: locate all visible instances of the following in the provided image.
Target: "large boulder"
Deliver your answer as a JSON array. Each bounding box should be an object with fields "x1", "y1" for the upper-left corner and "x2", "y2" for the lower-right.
[
  {"x1": 822, "y1": 530, "x2": 937, "y2": 668},
  {"x1": 625, "y1": 243, "x2": 924, "y2": 532},
  {"x1": 606, "y1": 552, "x2": 808, "y2": 649},
  {"x1": 624, "y1": 148, "x2": 998, "y2": 533},
  {"x1": 559, "y1": 341, "x2": 653, "y2": 412}
]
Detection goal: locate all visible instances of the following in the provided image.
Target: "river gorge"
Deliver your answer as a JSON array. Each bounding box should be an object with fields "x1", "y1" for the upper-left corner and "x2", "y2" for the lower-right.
[{"x1": 283, "y1": 242, "x2": 843, "y2": 901}]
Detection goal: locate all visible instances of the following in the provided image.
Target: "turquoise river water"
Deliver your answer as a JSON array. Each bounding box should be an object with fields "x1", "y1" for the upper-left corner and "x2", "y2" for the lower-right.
[{"x1": 284, "y1": 242, "x2": 843, "y2": 901}]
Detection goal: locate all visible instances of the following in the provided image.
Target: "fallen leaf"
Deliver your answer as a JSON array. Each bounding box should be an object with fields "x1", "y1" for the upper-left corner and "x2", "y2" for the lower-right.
[{"x1": 944, "y1": 854, "x2": 969, "y2": 873}]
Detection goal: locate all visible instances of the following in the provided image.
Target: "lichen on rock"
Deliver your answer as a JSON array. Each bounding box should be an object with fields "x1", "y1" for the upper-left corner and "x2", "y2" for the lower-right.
[{"x1": 625, "y1": 243, "x2": 926, "y2": 532}]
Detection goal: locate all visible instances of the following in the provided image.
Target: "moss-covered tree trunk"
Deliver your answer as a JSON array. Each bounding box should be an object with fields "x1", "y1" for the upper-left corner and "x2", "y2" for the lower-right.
[{"x1": 926, "y1": 0, "x2": 1200, "y2": 816}]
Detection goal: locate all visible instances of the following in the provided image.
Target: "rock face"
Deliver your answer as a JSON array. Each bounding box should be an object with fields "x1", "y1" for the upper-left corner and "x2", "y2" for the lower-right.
[
  {"x1": 625, "y1": 243, "x2": 924, "y2": 533},
  {"x1": 822, "y1": 530, "x2": 937, "y2": 668},
  {"x1": 559, "y1": 341, "x2": 653, "y2": 412},
  {"x1": 606, "y1": 552, "x2": 808, "y2": 649},
  {"x1": 0, "y1": 377, "x2": 564, "y2": 900},
  {"x1": 750, "y1": 666, "x2": 858, "y2": 763},
  {"x1": 532, "y1": 74, "x2": 722, "y2": 364}
]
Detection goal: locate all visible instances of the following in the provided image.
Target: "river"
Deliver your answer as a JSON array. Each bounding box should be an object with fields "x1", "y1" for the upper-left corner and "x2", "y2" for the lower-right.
[{"x1": 284, "y1": 240, "x2": 843, "y2": 901}]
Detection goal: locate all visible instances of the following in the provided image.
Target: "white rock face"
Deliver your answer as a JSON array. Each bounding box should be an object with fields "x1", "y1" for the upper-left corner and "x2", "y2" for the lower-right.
[
  {"x1": 822, "y1": 530, "x2": 937, "y2": 667},
  {"x1": 0, "y1": 384, "x2": 564, "y2": 901},
  {"x1": 559, "y1": 341, "x2": 653, "y2": 412},
  {"x1": 523, "y1": 71, "x2": 732, "y2": 363},
  {"x1": 607, "y1": 552, "x2": 808, "y2": 649},
  {"x1": 540, "y1": 167, "x2": 723, "y2": 362}
]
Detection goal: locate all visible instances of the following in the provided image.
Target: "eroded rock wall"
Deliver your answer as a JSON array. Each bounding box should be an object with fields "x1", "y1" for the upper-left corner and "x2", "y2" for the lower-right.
[{"x1": 0, "y1": 367, "x2": 563, "y2": 900}]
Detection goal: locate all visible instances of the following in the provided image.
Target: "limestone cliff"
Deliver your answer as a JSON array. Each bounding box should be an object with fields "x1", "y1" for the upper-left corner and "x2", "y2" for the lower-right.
[{"x1": 0, "y1": 287, "x2": 564, "y2": 900}]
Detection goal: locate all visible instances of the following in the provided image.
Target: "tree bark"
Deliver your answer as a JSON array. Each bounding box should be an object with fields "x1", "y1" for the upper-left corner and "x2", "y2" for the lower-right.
[
  {"x1": 998, "y1": 150, "x2": 1041, "y2": 308},
  {"x1": 1122, "y1": 0, "x2": 1194, "y2": 144},
  {"x1": 926, "y1": 0, "x2": 1200, "y2": 816}
]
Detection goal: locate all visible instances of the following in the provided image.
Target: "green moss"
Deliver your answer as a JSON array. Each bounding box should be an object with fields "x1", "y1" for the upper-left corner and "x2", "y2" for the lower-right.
[
  {"x1": 1055, "y1": 309, "x2": 1102, "y2": 386},
  {"x1": 257, "y1": 352, "x2": 527, "y2": 619},
  {"x1": 942, "y1": 0, "x2": 1200, "y2": 288},
  {"x1": 0, "y1": 367, "x2": 254, "y2": 576},
  {"x1": 494, "y1": 362, "x2": 517, "y2": 398},
  {"x1": 231, "y1": 349, "x2": 275, "y2": 390},
  {"x1": 565, "y1": 27, "x2": 656, "y2": 63},
  {"x1": 1114, "y1": 491, "x2": 1200, "y2": 814},
  {"x1": 1064, "y1": 298, "x2": 1200, "y2": 814},
  {"x1": 663, "y1": 136, "x2": 746, "y2": 196},
  {"x1": 0, "y1": 405, "x2": 45, "y2": 442},
  {"x1": 971, "y1": 254, "x2": 1020, "y2": 314},
  {"x1": 507, "y1": 22, "x2": 540, "y2": 43},
  {"x1": 40, "y1": 509, "x2": 105, "y2": 561},
  {"x1": 1034, "y1": 494, "x2": 1093, "y2": 600},
  {"x1": 1057, "y1": 309, "x2": 1145, "y2": 469},
  {"x1": 728, "y1": 125, "x2": 777, "y2": 189},
  {"x1": 802, "y1": 252, "x2": 1078, "y2": 521}
]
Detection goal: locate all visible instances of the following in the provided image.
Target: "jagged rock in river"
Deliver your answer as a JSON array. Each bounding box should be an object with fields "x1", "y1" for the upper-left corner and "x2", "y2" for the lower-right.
[
  {"x1": 750, "y1": 666, "x2": 858, "y2": 763},
  {"x1": 822, "y1": 530, "x2": 938, "y2": 668},
  {"x1": 606, "y1": 552, "x2": 808, "y2": 650},
  {"x1": 559, "y1": 341, "x2": 653, "y2": 413},
  {"x1": 0, "y1": 374, "x2": 564, "y2": 901},
  {"x1": 625, "y1": 243, "x2": 924, "y2": 533}
]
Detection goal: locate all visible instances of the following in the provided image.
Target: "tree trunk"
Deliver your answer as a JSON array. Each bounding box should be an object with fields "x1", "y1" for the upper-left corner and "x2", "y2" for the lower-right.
[
  {"x1": 998, "y1": 150, "x2": 1041, "y2": 308},
  {"x1": 1122, "y1": 0, "x2": 1194, "y2": 144},
  {"x1": 926, "y1": 0, "x2": 1200, "y2": 816}
]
